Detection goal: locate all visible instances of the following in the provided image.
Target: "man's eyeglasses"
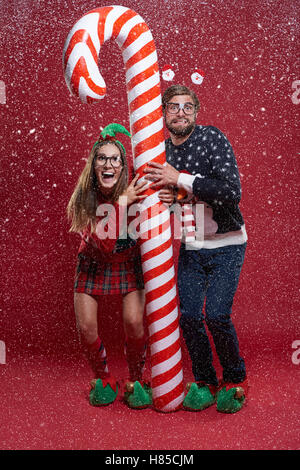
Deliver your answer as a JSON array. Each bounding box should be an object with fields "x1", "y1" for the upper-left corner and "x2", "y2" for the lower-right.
[
  {"x1": 165, "y1": 102, "x2": 196, "y2": 115},
  {"x1": 94, "y1": 155, "x2": 123, "y2": 168}
]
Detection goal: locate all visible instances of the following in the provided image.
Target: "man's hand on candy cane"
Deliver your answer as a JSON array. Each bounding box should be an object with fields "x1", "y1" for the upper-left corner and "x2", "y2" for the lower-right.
[
  {"x1": 144, "y1": 161, "x2": 180, "y2": 188},
  {"x1": 144, "y1": 162, "x2": 178, "y2": 206},
  {"x1": 158, "y1": 187, "x2": 176, "y2": 206}
]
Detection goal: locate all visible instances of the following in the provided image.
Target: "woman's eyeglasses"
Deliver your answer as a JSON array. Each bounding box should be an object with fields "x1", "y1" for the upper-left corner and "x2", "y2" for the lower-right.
[{"x1": 94, "y1": 155, "x2": 123, "y2": 168}]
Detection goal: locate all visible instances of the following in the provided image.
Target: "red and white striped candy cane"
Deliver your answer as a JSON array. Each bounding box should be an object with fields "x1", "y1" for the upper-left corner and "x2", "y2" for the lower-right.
[{"x1": 63, "y1": 5, "x2": 184, "y2": 412}]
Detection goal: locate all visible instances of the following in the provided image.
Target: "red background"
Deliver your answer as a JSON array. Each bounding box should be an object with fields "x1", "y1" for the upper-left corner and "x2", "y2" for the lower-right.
[{"x1": 0, "y1": 0, "x2": 299, "y2": 450}]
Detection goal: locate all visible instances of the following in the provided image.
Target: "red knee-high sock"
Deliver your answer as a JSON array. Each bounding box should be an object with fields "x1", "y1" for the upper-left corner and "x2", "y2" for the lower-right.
[
  {"x1": 125, "y1": 336, "x2": 147, "y2": 382},
  {"x1": 86, "y1": 336, "x2": 109, "y2": 378}
]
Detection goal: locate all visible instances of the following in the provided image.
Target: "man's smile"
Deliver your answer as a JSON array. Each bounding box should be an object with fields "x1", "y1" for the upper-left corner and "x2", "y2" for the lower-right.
[{"x1": 171, "y1": 118, "x2": 189, "y2": 124}]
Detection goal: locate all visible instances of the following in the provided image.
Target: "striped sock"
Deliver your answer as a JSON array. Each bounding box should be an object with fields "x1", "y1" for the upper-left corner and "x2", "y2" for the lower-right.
[{"x1": 87, "y1": 337, "x2": 109, "y2": 378}]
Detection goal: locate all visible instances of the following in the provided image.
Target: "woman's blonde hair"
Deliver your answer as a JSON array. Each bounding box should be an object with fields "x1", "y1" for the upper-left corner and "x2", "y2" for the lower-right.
[{"x1": 67, "y1": 141, "x2": 128, "y2": 233}]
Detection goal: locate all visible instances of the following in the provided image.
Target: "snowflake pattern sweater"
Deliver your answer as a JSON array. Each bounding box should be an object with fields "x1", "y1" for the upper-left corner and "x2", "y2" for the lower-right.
[{"x1": 166, "y1": 125, "x2": 247, "y2": 249}]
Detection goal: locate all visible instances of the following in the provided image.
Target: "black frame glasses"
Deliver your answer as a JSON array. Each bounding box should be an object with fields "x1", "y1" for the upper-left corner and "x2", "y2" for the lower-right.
[
  {"x1": 165, "y1": 102, "x2": 196, "y2": 115},
  {"x1": 94, "y1": 155, "x2": 123, "y2": 168}
]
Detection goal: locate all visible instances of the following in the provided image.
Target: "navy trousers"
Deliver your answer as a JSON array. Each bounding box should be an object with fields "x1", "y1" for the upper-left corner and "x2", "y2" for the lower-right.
[{"x1": 178, "y1": 243, "x2": 247, "y2": 386}]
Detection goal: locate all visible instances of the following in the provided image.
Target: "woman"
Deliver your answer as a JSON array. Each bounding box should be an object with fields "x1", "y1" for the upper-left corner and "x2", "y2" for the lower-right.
[{"x1": 67, "y1": 123, "x2": 151, "y2": 408}]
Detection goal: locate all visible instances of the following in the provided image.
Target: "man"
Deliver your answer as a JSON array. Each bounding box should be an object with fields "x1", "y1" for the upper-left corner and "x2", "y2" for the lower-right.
[{"x1": 144, "y1": 85, "x2": 248, "y2": 413}]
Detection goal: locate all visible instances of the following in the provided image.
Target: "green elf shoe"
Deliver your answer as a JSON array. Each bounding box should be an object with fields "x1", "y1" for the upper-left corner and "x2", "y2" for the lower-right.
[
  {"x1": 183, "y1": 382, "x2": 217, "y2": 411},
  {"x1": 89, "y1": 376, "x2": 119, "y2": 406},
  {"x1": 216, "y1": 379, "x2": 248, "y2": 413},
  {"x1": 124, "y1": 381, "x2": 152, "y2": 409}
]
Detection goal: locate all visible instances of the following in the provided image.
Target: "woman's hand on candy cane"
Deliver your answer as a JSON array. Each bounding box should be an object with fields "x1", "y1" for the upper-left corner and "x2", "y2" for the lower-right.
[
  {"x1": 144, "y1": 161, "x2": 180, "y2": 188},
  {"x1": 118, "y1": 174, "x2": 149, "y2": 206}
]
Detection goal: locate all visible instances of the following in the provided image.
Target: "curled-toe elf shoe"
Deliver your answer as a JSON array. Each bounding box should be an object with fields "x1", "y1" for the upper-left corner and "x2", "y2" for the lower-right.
[
  {"x1": 89, "y1": 375, "x2": 119, "y2": 406},
  {"x1": 216, "y1": 378, "x2": 248, "y2": 413},
  {"x1": 123, "y1": 381, "x2": 152, "y2": 409},
  {"x1": 183, "y1": 382, "x2": 218, "y2": 411}
]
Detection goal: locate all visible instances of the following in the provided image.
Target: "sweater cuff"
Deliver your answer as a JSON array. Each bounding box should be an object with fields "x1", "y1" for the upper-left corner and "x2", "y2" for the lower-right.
[{"x1": 177, "y1": 172, "x2": 196, "y2": 193}]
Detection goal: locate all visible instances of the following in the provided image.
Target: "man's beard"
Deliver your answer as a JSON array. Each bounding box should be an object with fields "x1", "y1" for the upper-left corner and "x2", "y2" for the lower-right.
[{"x1": 166, "y1": 121, "x2": 196, "y2": 137}]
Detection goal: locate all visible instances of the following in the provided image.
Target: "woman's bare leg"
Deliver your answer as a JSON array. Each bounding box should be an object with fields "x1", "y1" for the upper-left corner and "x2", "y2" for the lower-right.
[
  {"x1": 122, "y1": 289, "x2": 145, "y2": 339},
  {"x1": 74, "y1": 292, "x2": 108, "y2": 377},
  {"x1": 74, "y1": 292, "x2": 98, "y2": 344},
  {"x1": 122, "y1": 289, "x2": 146, "y2": 381}
]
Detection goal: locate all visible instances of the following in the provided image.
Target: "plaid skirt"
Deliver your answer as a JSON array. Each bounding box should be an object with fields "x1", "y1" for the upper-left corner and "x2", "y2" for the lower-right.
[{"x1": 74, "y1": 253, "x2": 144, "y2": 296}]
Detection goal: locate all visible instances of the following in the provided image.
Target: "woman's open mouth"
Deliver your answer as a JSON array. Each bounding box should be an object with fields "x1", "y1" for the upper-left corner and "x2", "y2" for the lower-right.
[{"x1": 101, "y1": 171, "x2": 115, "y2": 180}]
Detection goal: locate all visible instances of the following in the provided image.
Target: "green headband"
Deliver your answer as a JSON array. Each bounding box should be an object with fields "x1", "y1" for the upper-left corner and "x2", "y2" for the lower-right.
[{"x1": 93, "y1": 123, "x2": 131, "y2": 156}]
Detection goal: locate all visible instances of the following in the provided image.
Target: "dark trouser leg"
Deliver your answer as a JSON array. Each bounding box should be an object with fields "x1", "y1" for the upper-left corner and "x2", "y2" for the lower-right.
[
  {"x1": 205, "y1": 244, "x2": 247, "y2": 383},
  {"x1": 178, "y1": 245, "x2": 218, "y2": 386}
]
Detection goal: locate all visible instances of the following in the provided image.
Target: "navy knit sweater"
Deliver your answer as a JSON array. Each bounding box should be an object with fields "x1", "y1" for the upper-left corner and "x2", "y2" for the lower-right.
[{"x1": 165, "y1": 125, "x2": 245, "y2": 234}]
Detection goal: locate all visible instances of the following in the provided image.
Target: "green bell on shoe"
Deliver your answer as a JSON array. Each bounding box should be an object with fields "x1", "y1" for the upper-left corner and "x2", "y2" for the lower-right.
[
  {"x1": 89, "y1": 378, "x2": 119, "y2": 406},
  {"x1": 124, "y1": 381, "x2": 152, "y2": 409}
]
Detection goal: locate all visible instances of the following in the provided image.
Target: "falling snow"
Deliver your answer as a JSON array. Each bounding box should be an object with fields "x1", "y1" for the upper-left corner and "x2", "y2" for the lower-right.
[{"x1": 0, "y1": 0, "x2": 299, "y2": 452}]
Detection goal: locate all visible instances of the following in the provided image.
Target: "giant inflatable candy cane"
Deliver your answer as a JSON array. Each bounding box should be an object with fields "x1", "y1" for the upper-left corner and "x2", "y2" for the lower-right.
[{"x1": 63, "y1": 5, "x2": 184, "y2": 411}]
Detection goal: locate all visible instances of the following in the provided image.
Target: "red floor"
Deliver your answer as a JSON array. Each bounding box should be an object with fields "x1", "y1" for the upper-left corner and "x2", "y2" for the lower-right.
[
  {"x1": 1, "y1": 336, "x2": 299, "y2": 451},
  {"x1": 1, "y1": 0, "x2": 298, "y2": 454}
]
